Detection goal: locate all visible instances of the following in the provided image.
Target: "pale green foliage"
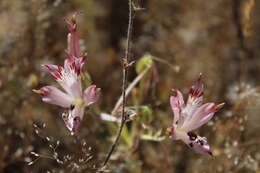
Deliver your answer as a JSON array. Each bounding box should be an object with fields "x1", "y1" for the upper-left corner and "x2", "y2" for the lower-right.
[{"x1": 135, "y1": 54, "x2": 153, "y2": 74}]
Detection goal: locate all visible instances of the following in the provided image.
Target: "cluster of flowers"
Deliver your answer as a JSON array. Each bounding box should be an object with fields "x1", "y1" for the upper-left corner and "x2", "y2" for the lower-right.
[{"x1": 34, "y1": 14, "x2": 224, "y2": 156}]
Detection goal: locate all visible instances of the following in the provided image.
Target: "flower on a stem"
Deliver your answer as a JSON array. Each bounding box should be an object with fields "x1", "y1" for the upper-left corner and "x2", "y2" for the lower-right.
[
  {"x1": 33, "y1": 13, "x2": 100, "y2": 133},
  {"x1": 167, "y1": 74, "x2": 224, "y2": 156}
]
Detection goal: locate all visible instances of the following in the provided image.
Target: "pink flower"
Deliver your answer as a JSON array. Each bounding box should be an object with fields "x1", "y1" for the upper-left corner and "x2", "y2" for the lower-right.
[
  {"x1": 167, "y1": 74, "x2": 224, "y2": 156},
  {"x1": 33, "y1": 13, "x2": 100, "y2": 133}
]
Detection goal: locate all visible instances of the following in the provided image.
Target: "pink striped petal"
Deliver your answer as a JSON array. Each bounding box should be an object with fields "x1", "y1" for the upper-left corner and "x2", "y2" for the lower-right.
[
  {"x1": 83, "y1": 85, "x2": 100, "y2": 106},
  {"x1": 67, "y1": 33, "x2": 80, "y2": 59},
  {"x1": 196, "y1": 113, "x2": 215, "y2": 128},
  {"x1": 64, "y1": 57, "x2": 85, "y2": 75},
  {"x1": 184, "y1": 74, "x2": 204, "y2": 117},
  {"x1": 195, "y1": 103, "x2": 224, "y2": 128},
  {"x1": 182, "y1": 103, "x2": 214, "y2": 131},
  {"x1": 68, "y1": 78, "x2": 82, "y2": 97},
  {"x1": 65, "y1": 13, "x2": 81, "y2": 59},
  {"x1": 74, "y1": 57, "x2": 85, "y2": 74},
  {"x1": 182, "y1": 103, "x2": 224, "y2": 131},
  {"x1": 170, "y1": 89, "x2": 184, "y2": 125},
  {"x1": 33, "y1": 86, "x2": 72, "y2": 108},
  {"x1": 189, "y1": 74, "x2": 204, "y2": 98},
  {"x1": 43, "y1": 64, "x2": 63, "y2": 80},
  {"x1": 64, "y1": 59, "x2": 71, "y2": 72},
  {"x1": 45, "y1": 62, "x2": 82, "y2": 97}
]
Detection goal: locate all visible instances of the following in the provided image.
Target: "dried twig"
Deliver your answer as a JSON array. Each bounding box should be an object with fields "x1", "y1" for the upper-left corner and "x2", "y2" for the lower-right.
[{"x1": 102, "y1": 0, "x2": 134, "y2": 167}]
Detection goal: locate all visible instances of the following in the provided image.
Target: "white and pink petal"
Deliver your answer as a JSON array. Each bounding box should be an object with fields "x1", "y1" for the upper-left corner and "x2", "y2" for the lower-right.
[
  {"x1": 33, "y1": 86, "x2": 72, "y2": 108},
  {"x1": 182, "y1": 103, "x2": 215, "y2": 131},
  {"x1": 84, "y1": 85, "x2": 100, "y2": 106},
  {"x1": 43, "y1": 64, "x2": 63, "y2": 80},
  {"x1": 53, "y1": 62, "x2": 83, "y2": 97},
  {"x1": 184, "y1": 74, "x2": 204, "y2": 117},
  {"x1": 65, "y1": 12, "x2": 81, "y2": 59},
  {"x1": 170, "y1": 89, "x2": 185, "y2": 125},
  {"x1": 189, "y1": 74, "x2": 204, "y2": 98},
  {"x1": 182, "y1": 103, "x2": 224, "y2": 132}
]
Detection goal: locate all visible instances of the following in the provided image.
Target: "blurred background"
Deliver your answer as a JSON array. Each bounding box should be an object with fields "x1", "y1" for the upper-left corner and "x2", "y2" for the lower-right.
[{"x1": 0, "y1": 0, "x2": 260, "y2": 172}]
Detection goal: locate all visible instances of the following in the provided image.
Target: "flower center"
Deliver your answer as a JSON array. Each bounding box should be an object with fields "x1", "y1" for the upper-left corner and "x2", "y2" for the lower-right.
[
  {"x1": 173, "y1": 128, "x2": 189, "y2": 140},
  {"x1": 175, "y1": 128, "x2": 186, "y2": 136},
  {"x1": 73, "y1": 97, "x2": 84, "y2": 107}
]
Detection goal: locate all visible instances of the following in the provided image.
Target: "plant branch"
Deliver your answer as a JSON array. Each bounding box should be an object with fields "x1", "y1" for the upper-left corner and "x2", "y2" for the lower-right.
[
  {"x1": 102, "y1": 0, "x2": 133, "y2": 167},
  {"x1": 111, "y1": 67, "x2": 149, "y2": 115}
]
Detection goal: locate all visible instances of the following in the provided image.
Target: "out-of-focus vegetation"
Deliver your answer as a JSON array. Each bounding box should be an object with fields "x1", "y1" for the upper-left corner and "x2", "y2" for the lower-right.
[{"x1": 0, "y1": 0, "x2": 260, "y2": 172}]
